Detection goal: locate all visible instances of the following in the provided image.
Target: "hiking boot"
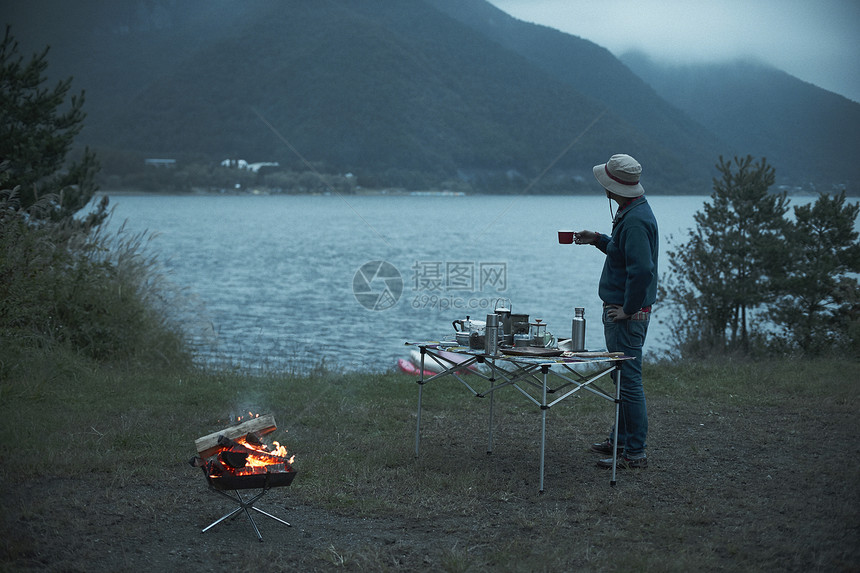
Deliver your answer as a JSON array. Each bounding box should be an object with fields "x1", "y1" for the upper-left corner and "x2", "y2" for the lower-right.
[
  {"x1": 596, "y1": 455, "x2": 648, "y2": 469},
  {"x1": 590, "y1": 439, "x2": 623, "y2": 455}
]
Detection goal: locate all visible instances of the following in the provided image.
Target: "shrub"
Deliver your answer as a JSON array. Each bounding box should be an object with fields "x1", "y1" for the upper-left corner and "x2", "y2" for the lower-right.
[{"x1": 0, "y1": 189, "x2": 191, "y2": 368}]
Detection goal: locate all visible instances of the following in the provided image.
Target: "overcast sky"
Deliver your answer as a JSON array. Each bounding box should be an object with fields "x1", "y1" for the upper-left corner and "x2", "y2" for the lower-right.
[{"x1": 487, "y1": 0, "x2": 860, "y2": 103}]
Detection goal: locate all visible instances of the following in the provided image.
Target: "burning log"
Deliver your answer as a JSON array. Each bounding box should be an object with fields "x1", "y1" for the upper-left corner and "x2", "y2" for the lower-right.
[
  {"x1": 195, "y1": 414, "x2": 277, "y2": 458},
  {"x1": 243, "y1": 432, "x2": 264, "y2": 448},
  {"x1": 216, "y1": 435, "x2": 289, "y2": 465},
  {"x1": 191, "y1": 413, "x2": 296, "y2": 494},
  {"x1": 216, "y1": 434, "x2": 276, "y2": 453},
  {"x1": 218, "y1": 449, "x2": 249, "y2": 469}
]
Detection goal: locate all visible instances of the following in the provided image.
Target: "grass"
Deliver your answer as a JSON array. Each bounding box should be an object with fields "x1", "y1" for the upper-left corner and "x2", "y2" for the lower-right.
[{"x1": 0, "y1": 351, "x2": 857, "y2": 571}]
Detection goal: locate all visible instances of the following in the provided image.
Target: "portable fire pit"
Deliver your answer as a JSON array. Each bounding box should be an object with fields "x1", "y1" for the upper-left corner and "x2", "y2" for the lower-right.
[{"x1": 190, "y1": 414, "x2": 296, "y2": 542}]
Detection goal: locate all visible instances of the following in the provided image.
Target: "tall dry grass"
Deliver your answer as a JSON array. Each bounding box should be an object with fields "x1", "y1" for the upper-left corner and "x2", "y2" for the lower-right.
[{"x1": 0, "y1": 189, "x2": 191, "y2": 370}]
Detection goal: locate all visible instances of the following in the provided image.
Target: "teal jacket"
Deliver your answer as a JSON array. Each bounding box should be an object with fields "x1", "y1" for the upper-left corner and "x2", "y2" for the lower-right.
[{"x1": 594, "y1": 196, "x2": 659, "y2": 315}]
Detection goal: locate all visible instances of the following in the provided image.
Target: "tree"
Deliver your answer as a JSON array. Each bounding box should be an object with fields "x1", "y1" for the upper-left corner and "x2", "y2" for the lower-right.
[
  {"x1": 661, "y1": 155, "x2": 789, "y2": 355},
  {"x1": 771, "y1": 191, "x2": 860, "y2": 355},
  {"x1": 0, "y1": 27, "x2": 188, "y2": 366},
  {"x1": 0, "y1": 26, "x2": 104, "y2": 227}
]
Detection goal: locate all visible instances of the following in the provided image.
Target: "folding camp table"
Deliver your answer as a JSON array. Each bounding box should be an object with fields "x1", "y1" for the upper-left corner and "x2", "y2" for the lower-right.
[{"x1": 406, "y1": 342, "x2": 631, "y2": 492}]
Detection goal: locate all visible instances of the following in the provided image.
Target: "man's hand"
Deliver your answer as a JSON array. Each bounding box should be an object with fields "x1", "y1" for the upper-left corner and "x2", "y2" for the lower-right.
[
  {"x1": 573, "y1": 230, "x2": 598, "y2": 245},
  {"x1": 606, "y1": 305, "x2": 630, "y2": 321}
]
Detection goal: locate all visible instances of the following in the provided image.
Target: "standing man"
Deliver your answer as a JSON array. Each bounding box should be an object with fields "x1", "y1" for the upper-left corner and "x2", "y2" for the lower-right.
[{"x1": 573, "y1": 154, "x2": 658, "y2": 469}]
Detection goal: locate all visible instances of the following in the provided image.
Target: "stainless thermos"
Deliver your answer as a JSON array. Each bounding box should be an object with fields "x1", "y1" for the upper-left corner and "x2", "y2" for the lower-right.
[
  {"x1": 485, "y1": 313, "x2": 500, "y2": 355},
  {"x1": 571, "y1": 307, "x2": 586, "y2": 352}
]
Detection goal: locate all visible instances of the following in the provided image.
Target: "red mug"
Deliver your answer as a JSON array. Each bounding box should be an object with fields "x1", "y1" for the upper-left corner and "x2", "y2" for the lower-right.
[{"x1": 558, "y1": 230, "x2": 574, "y2": 244}]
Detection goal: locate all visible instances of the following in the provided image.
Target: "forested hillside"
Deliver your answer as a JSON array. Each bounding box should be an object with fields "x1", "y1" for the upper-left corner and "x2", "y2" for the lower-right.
[
  {"x1": 4, "y1": 0, "x2": 858, "y2": 192},
  {"x1": 621, "y1": 53, "x2": 860, "y2": 191}
]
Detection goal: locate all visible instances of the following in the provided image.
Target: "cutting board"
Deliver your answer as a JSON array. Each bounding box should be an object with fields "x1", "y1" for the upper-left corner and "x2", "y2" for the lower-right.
[{"x1": 499, "y1": 347, "x2": 564, "y2": 357}]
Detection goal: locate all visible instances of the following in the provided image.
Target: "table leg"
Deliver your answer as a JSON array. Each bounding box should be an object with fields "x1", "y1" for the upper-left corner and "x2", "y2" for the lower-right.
[
  {"x1": 539, "y1": 364, "x2": 549, "y2": 494},
  {"x1": 487, "y1": 359, "x2": 495, "y2": 454},
  {"x1": 611, "y1": 362, "x2": 621, "y2": 486},
  {"x1": 414, "y1": 348, "x2": 426, "y2": 457}
]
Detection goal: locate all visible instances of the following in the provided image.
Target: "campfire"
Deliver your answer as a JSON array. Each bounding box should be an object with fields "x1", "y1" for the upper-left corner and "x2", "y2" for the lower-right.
[
  {"x1": 191, "y1": 413, "x2": 296, "y2": 488},
  {"x1": 190, "y1": 413, "x2": 296, "y2": 541}
]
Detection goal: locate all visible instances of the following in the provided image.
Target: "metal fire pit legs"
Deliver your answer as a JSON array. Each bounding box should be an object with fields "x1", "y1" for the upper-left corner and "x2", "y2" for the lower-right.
[{"x1": 201, "y1": 486, "x2": 291, "y2": 542}]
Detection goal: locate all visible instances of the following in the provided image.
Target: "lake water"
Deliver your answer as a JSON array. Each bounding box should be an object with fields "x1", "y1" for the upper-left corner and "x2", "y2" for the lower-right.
[{"x1": 100, "y1": 192, "x2": 847, "y2": 372}]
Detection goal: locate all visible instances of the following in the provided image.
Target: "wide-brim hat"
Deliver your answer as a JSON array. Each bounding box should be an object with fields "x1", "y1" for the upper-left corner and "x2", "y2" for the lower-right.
[{"x1": 593, "y1": 154, "x2": 644, "y2": 198}]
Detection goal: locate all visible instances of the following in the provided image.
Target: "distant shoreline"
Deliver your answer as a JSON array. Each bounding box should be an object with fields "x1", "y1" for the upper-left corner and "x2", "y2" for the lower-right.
[{"x1": 95, "y1": 188, "x2": 844, "y2": 198}]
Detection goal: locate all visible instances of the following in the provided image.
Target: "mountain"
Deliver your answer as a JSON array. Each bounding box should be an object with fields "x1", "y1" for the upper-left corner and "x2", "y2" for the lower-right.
[
  {"x1": 3, "y1": 0, "x2": 716, "y2": 192},
  {"x1": 620, "y1": 52, "x2": 860, "y2": 191},
  {"x1": 425, "y1": 0, "x2": 726, "y2": 183},
  {"x1": 106, "y1": 1, "x2": 623, "y2": 179},
  {"x1": 4, "y1": 0, "x2": 858, "y2": 192}
]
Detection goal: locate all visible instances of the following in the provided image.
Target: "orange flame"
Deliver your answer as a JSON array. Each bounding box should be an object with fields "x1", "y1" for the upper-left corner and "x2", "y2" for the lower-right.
[
  {"x1": 206, "y1": 413, "x2": 295, "y2": 478},
  {"x1": 235, "y1": 436, "x2": 296, "y2": 467}
]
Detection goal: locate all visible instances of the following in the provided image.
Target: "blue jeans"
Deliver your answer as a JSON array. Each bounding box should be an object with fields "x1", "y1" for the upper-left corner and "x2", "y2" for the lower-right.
[{"x1": 603, "y1": 308, "x2": 649, "y2": 458}]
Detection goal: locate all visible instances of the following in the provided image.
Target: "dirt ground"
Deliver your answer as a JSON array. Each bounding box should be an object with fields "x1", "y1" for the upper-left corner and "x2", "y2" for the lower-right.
[{"x1": 2, "y1": 391, "x2": 858, "y2": 572}]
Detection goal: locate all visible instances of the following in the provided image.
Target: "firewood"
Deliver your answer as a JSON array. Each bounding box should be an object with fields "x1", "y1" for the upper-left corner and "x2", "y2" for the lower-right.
[
  {"x1": 195, "y1": 414, "x2": 277, "y2": 458},
  {"x1": 217, "y1": 435, "x2": 240, "y2": 449},
  {"x1": 223, "y1": 441, "x2": 287, "y2": 464},
  {"x1": 219, "y1": 450, "x2": 249, "y2": 469}
]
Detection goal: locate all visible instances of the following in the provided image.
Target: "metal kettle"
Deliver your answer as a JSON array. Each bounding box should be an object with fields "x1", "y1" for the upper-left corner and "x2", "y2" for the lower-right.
[{"x1": 452, "y1": 316, "x2": 471, "y2": 332}]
